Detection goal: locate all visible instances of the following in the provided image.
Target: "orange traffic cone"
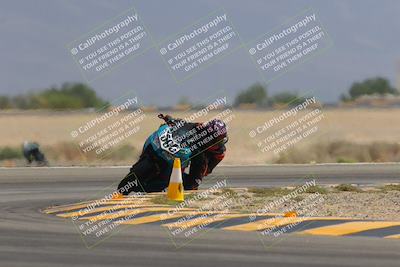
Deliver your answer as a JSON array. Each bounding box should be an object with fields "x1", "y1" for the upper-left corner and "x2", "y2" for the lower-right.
[
  {"x1": 167, "y1": 158, "x2": 184, "y2": 201},
  {"x1": 111, "y1": 192, "x2": 124, "y2": 200},
  {"x1": 284, "y1": 211, "x2": 297, "y2": 218}
]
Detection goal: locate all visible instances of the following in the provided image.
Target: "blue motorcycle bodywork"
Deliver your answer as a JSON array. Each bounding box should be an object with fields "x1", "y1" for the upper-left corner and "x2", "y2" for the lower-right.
[{"x1": 143, "y1": 124, "x2": 192, "y2": 168}]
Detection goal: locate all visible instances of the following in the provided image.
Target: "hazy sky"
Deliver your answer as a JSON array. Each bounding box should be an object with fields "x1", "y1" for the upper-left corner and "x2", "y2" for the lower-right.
[{"x1": 1, "y1": 0, "x2": 399, "y2": 105}]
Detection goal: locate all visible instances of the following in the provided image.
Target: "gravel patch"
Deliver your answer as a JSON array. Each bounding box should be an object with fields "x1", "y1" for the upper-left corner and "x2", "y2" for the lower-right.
[{"x1": 168, "y1": 184, "x2": 400, "y2": 221}]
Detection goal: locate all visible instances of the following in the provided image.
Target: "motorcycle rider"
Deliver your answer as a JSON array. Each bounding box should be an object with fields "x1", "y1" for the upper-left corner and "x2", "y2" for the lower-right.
[
  {"x1": 117, "y1": 114, "x2": 228, "y2": 195},
  {"x1": 22, "y1": 141, "x2": 48, "y2": 166}
]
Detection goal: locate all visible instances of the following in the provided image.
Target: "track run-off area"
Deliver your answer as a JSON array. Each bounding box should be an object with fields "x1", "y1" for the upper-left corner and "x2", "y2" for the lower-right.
[{"x1": 0, "y1": 163, "x2": 399, "y2": 267}]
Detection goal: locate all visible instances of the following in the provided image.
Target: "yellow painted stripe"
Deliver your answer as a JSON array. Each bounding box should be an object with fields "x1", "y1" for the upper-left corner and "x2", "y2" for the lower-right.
[
  {"x1": 223, "y1": 217, "x2": 306, "y2": 231},
  {"x1": 44, "y1": 203, "x2": 99, "y2": 214},
  {"x1": 101, "y1": 200, "x2": 152, "y2": 205},
  {"x1": 120, "y1": 212, "x2": 192, "y2": 225},
  {"x1": 104, "y1": 197, "x2": 152, "y2": 201},
  {"x1": 299, "y1": 217, "x2": 355, "y2": 221},
  {"x1": 147, "y1": 190, "x2": 204, "y2": 195},
  {"x1": 82, "y1": 207, "x2": 168, "y2": 221},
  {"x1": 222, "y1": 216, "x2": 355, "y2": 232},
  {"x1": 163, "y1": 213, "x2": 247, "y2": 229},
  {"x1": 301, "y1": 221, "x2": 400, "y2": 236},
  {"x1": 121, "y1": 211, "x2": 228, "y2": 226},
  {"x1": 82, "y1": 207, "x2": 194, "y2": 221},
  {"x1": 161, "y1": 210, "x2": 242, "y2": 227},
  {"x1": 57, "y1": 204, "x2": 167, "y2": 218},
  {"x1": 43, "y1": 198, "x2": 152, "y2": 214},
  {"x1": 385, "y1": 234, "x2": 400, "y2": 239}
]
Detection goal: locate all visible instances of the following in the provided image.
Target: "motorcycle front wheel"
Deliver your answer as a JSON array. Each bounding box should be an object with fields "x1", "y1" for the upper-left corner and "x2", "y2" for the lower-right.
[{"x1": 117, "y1": 155, "x2": 156, "y2": 194}]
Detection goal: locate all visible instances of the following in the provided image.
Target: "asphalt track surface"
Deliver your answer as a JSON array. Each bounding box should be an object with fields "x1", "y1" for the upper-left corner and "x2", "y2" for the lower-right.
[{"x1": 0, "y1": 164, "x2": 399, "y2": 267}]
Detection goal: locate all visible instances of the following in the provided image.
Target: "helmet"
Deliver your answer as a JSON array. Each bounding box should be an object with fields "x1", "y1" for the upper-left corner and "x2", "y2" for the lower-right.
[{"x1": 205, "y1": 119, "x2": 228, "y2": 143}]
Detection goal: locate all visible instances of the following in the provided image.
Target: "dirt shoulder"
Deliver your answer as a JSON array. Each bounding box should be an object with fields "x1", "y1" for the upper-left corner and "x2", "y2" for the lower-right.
[{"x1": 152, "y1": 184, "x2": 400, "y2": 221}]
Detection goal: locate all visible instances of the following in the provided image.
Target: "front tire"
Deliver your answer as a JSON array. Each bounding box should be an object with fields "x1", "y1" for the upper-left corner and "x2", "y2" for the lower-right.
[{"x1": 117, "y1": 156, "x2": 156, "y2": 195}]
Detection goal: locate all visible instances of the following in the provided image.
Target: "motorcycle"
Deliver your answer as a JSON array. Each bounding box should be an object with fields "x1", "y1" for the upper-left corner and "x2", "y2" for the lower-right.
[
  {"x1": 23, "y1": 141, "x2": 48, "y2": 167},
  {"x1": 117, "y1": 114, "x2": 193, "y2": 194}
]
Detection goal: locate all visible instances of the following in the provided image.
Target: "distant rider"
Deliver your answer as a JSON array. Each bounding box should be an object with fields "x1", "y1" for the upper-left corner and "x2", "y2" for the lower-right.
[{"x1": 22, "y1": 141, "x2": 47, "y2": 166}]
